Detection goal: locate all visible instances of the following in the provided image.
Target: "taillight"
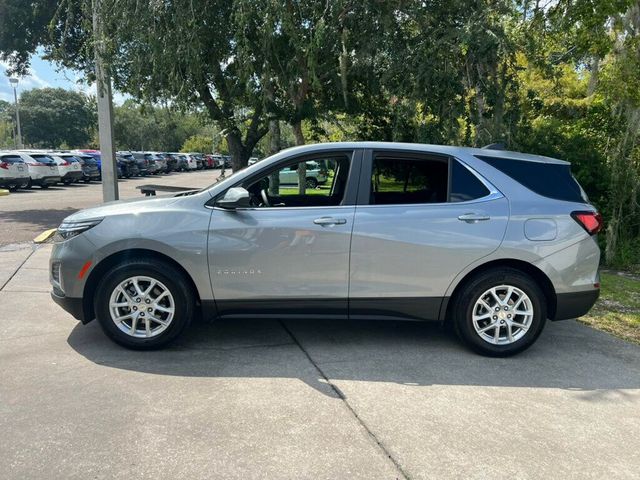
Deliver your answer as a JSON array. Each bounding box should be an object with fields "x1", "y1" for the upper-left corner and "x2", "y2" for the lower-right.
[
  {"x1": 571, "y1": 211, "x2": 603, "y2": 235},
  {"x1": 0, "y1": 162, "x2": 8, "y2": 169},
  {"x1": 60, "y1": 161, "x2": 70, "y2": 166}
]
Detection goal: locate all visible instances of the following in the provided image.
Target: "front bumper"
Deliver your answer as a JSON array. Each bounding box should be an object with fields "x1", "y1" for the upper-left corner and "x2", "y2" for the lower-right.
[
  {"x1": 51, "y1": 289, "x2": 87, "y2": 322},
  {"x1": 552, "y1": 289, "x2": 600, "y2": 320}
]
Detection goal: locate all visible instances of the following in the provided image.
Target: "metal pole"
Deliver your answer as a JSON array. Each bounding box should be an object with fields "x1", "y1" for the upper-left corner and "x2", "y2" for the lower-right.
[
  {"x1": 92, "y1": 0, "x2": 118, "y2": 202},
  {"x1": 11, "y1": 82, "x2": 22, "y2": 149}
]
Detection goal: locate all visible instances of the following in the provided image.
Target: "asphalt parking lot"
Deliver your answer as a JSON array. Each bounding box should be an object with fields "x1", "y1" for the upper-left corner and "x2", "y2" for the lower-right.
[
  {"x1": 0, "y1": 169, "x2": 222, "y2": 246},
  {"x1": 0, "y1": 243, "x2": 639, "y2": 479}
]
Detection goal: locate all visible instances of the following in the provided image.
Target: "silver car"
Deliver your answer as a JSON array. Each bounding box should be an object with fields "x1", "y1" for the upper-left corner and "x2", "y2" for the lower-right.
[{"x1": 50, "y1": 142, "x2": 601, "y2": 356}]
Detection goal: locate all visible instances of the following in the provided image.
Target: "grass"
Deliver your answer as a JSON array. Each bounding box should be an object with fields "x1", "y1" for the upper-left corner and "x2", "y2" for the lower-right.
[{"x1": 579, "y1": 271, "x2": 640, "y2": 345}]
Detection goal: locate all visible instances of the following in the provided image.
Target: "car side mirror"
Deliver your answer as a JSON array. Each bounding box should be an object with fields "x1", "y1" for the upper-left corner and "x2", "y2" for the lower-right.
[{"x1": 215, "y1": 187, "x2": 251, "y2": 209}]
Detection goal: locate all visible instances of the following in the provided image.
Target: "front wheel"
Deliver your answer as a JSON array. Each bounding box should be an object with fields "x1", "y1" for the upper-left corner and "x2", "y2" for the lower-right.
[
  {"x1": 305, "y1": 177, "x2": 318, "y2": 189},
  {"x1": 94, "y1": 259, "x2": 195, "y2": 349},
  {"x1": 453, "y1": 268, "x2": 546, "y2": 357}
]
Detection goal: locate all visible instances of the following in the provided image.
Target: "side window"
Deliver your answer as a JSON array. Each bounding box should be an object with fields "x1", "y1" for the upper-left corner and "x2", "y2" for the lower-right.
[
  {"x1": 371, "y1": 155, "x2": 448, "y2": 205},
  {"x1": 246, "y1": 154, "x2": 351, "y2": 208},
  {"x1": 450, "y1": 160, "x2": 490, "y2": 202}
]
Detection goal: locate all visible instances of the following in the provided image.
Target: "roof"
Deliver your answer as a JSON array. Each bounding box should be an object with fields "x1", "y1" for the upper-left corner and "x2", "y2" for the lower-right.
[{"x1": 276, "y1": 142, "x2": 570, "y2": 165}]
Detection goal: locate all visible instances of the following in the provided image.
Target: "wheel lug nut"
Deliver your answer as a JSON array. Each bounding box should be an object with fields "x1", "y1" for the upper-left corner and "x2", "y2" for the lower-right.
[
  {"x1": 147, "y1": 307, "x2": 152, "y2": 312},
  {"x1": 507, "y1": 314, "x2": 511, "y2": 318},
  {"x1": 495, "y1": 307, "x2": 500, "y2": 311},
  {"x1": 133, "y1": 306, "x2": 137, "y2": 311},
  {"x1": 145, "y1": 299, "x2": 150, "y2": 304},
  {"x1": 500, "y1": 320, "x2": 505, "y2": 324},
  {"x1": 493, "y1": 315, "x2": 497, "y2": 320},
  {"x1": 504, "y1": 306, "x2": 508, "y2": 310},
  {"x1": 136, "y1": 298, "x2": 141, "y2": 303},
  {"x1": 140, "y1": 312, "x2": 145, "y2": 317}
]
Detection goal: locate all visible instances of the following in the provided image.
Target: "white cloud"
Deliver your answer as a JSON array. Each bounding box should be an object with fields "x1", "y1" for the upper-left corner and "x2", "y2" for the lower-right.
[{"x1": 0, "y1": 61, "x2": 50, "y2": 89}]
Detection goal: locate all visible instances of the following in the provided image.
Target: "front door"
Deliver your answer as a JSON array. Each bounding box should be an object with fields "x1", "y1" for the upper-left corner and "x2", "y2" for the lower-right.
[
  {"x1": 208, "y1": 150, "x2": 361, "y2": 317},
  {"x1": 349, "y1": 150, "x2": 509, "y2": 320}
]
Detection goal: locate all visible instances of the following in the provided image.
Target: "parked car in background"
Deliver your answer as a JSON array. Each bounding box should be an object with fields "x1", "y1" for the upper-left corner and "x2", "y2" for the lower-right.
[
  {"x1": 132, "y1": 152, "x2": 156, "y2": 175},
  {"x1": 74, "y1": 149, "x2": 102, "y2": 177},
  {"x1": 51, "y1": 142, "x2": 601, "y2": 355},
  {"x1": 145, "y1": 153, "x2": 167, "y2": 173},
  {"x1": 223, "y1": 155, "x2": 232, "y2": 168},
  {"x1": 156, "y1": 152, "x2": 177, "y2": 172},
  {"x1": 117, "y1": 152, "x2": 142, "y2": 177},
  {"x1": 171, "y1": 153, "x2": 189, "y2": 171},
  {"x1": 115, "y1": 155, "x2": 139, "y2": 178},
  {"x1": 181, "y1": 153, "x2": 198, "y2": 171},
  {"x1": 15, "y1": 152, "x2": 61, "y2": 189},
  {"x1": 0, "y1": 151, "x2": 30, "y2": 190},
  {"x1": 278, "y1": 160, "x2": 327, "y2": 188},
  {"x1": 48, "y1": 153, "x2": 84, "y2": 184},
  {"x1": 74, "y1": 154, "x2": 101, "y2": 183},
  {"x1": 186, "y1": 153, "x2": 204, "y2": 170}
]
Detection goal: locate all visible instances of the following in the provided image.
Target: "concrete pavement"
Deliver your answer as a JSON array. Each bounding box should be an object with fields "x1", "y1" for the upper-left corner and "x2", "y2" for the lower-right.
[{"x1": 0, "y1": 243, "x2": 639, "y2": 479}]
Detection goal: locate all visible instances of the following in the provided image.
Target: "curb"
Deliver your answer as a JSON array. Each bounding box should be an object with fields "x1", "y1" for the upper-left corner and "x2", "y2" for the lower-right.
[
  {"x1": 34, "y1": 228, "x2": 57, "y2": 244},
  {"x1": 0, "y1": 189, "x2": 9, "y2": 196}
]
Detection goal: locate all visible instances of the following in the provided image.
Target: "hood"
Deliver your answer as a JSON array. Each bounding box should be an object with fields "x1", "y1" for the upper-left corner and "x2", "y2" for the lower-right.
[{"x1": 63, "y1": 194, "x2": 182, "y2": 223}]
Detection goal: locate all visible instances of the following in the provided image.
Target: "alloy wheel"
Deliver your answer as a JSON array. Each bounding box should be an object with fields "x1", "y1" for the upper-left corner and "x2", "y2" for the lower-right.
[
  {"x1": 471, "y1": 284, "x2": 534, "y2": 345},
  {"x1": 108, "y1": 275, "x2": 175, "y2": 338}
]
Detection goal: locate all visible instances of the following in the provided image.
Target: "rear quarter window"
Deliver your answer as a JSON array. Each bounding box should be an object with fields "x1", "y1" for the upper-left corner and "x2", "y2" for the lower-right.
[{"x1": 475, "y1": 155, "x2": 586, "y2": 203}]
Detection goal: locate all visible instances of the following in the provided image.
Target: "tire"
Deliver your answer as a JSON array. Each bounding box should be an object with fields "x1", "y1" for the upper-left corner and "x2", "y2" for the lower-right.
[
  {"x1": 94, "y1": 259, "x2": 195, "y2": 349},
  {"x1": 25, "y1": 179, "x2": 32, "y2": 189},
  {"x1": 305, "y1": 177, "x2": 318, "y2": 189},
  {"x1": 452, "y1": 268, "x2": 546, "y2": 357}
]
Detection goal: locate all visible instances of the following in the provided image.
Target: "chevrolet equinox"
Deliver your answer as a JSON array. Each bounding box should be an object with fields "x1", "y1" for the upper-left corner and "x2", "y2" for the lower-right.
[{"x1": 50, "y1": 142, "x2": 601, "y2": 356}]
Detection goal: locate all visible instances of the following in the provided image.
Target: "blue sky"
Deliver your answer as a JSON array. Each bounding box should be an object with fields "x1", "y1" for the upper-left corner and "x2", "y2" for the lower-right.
[{"x1": 0, "y1": 49, "x2": 126, "y2": 104}]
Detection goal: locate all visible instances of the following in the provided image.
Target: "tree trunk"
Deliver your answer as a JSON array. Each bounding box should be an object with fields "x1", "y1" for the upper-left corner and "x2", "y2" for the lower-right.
[
  {"x1": 268, "y1": 119, "x2": 281, "y2": 196},
  {"x1": 587, "y1": 57, "x2": 600, "y2": 96},
  {"x1": 292, "y1": 120, "x2": 306, "y2": 194},
  {"x1": 226, "y1": 131, "x2": 246, "y2": 172}
]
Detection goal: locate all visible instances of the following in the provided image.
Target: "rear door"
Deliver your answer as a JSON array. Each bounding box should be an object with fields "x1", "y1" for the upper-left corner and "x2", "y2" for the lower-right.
[
  {"x1": 349, "y1": 149, "x2": 509, "y2": 320},
  {"x1": 1, "y1": 154, "x2": 28, "y2": 178}
]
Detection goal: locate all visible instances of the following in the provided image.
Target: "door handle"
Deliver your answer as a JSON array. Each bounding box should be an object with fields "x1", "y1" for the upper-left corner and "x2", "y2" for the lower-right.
[
  {"x1": 314, "y1": 217, "x2": 347, "y2": 226},
  {"x1": 458, "y1": 213, "x2": 490, "y2": 223}
]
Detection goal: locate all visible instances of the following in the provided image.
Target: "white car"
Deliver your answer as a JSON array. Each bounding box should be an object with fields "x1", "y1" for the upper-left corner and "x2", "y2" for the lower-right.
[
  {"x1": 15, "y1": 152, "x2": 61, "y2": 189},
  {"x1": 184, "y1": 154, "x2": 198, "y2": 170},
  {"x1": 49, "y1": 153, "x2": 84, "y2": 184},
  {"x1": 0, "y1": 152, "x2": 30, "y2": 190},
  {"x1": 279, "y1": 161, "x2": 328, "y2": 188}
]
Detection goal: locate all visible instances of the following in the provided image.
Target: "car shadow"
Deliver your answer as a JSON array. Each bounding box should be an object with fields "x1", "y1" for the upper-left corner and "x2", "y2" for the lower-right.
[
  {"x1": 1, "y1": 207, "x2": 77, "y2": 231},
  {"x1": 67, "y1": 317, "x2": 640, "y2": 398}
]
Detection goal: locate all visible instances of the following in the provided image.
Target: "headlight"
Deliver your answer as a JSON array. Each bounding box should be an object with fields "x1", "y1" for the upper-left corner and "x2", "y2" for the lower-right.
[{"x1": 55, "y1": 219, "x2": 103, "y2": 241}]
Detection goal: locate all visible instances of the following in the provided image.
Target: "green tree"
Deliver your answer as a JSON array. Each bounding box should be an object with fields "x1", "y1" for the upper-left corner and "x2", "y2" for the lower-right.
[
  {"x1": 19, "y1": 87, "x2": 94, "y2": 148},
  {"x1": 180, "y1": 135, "x2": 213, "y2": 153}
]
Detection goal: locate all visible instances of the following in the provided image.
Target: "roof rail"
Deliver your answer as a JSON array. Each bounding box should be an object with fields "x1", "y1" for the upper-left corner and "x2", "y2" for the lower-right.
[{"x1": 482, "y1": 142, "x2": 506, "y2": 150}]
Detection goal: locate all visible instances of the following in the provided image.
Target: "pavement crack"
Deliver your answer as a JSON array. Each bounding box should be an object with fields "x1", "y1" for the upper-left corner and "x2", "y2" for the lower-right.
[
  {"x1": 0, "y1": 245, "x2": 38, "y2": 292},
  {"x1": 279, "y1": 320, "x2": 411, "y2": 480}
]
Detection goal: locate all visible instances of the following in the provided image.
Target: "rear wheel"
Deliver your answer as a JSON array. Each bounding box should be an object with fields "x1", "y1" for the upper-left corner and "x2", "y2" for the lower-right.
[
  {"x1": 94, "y1": 259, "x2": 195, "y2": 349},
  {"x1": 305, "y1": 177, "x2": 318, "y2": 189},
  {"x1": 453, "y1": 268, "x2": 546, "y2": 357}
]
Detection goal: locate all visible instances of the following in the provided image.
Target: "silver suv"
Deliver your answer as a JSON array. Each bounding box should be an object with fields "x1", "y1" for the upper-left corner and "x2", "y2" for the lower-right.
[{"x1": 50, "y1": 142, "x2": 601, "y2": 356}]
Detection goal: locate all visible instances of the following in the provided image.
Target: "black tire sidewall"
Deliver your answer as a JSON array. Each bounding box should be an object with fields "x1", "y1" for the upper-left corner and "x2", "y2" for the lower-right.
[
  {"x1": 94, "y1": 261, "x2": 194, "y2": 349},
  {"x1": 454, "y1": 268, "x2": 547, "y2": 357}
]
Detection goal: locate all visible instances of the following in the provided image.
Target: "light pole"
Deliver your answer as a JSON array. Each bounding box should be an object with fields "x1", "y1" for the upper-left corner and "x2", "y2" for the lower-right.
[{"x1": 8, "y1": 78, "x2": 22, "y2": 149}]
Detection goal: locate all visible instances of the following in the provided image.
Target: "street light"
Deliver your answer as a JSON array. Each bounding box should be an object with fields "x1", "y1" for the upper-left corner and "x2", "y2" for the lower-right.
[{"x1": 8, "y1": 77, "x2": 23, "y2": 149}]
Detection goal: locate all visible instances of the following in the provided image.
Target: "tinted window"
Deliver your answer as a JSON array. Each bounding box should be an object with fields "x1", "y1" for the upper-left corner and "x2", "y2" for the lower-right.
[
  {"x1": 450, "y1": 160, "x2": 490, "y2": 202},
  {"x1": 0, "y1": 155, "x2": 24, "y2": 164},
  {"x1": 371, "y1": 155, "x2": 448, "y2": 205},
  {"x1": 476, "y1": 155, "x2": 585, "y2": 202},
  {"x1": 30, "y1": 154, "x2": 55, "y2": 165}
]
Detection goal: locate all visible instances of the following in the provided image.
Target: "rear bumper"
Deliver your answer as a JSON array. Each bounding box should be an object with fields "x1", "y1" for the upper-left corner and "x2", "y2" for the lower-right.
[
  {"x1": 62, "y1": 171, "x2": 83, "y2": 181},
  {"x1": 33, "y1": 176, "x2": 61, "y2": 185},
  {"x1": 552, "y1": 289, "x2": 600, "y2": 320},
  {"x1": 0, "y1": 177, "x2": 29, "y2": 188},
  {"x1": 51, "y1": 290, "x2": 87, "y2": 323}
]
